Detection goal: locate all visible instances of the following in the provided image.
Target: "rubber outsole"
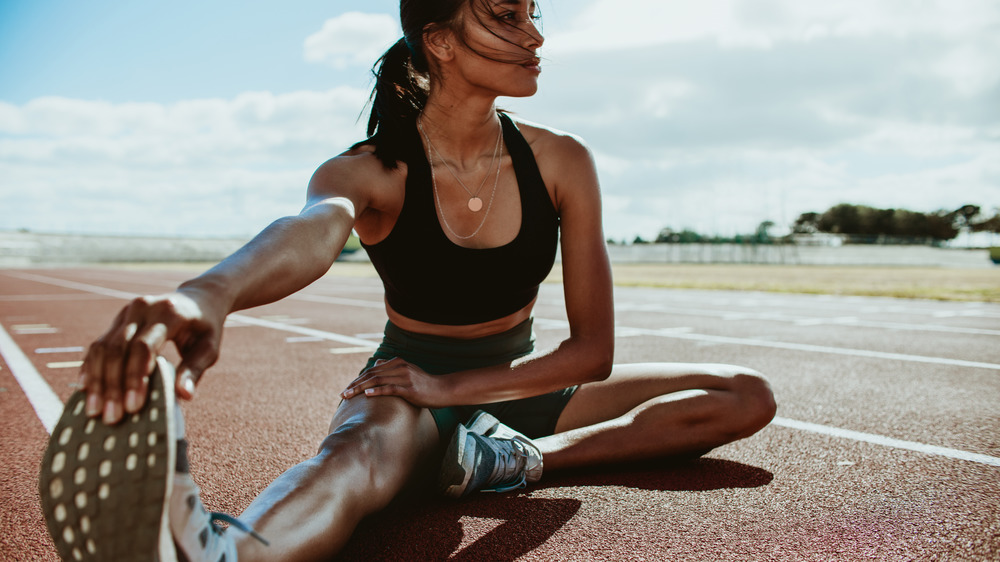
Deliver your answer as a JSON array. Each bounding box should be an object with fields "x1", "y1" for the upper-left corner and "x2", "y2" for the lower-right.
[
  {"x1": 438, "y1": 411, "x2": 503, "y2": 498},
  {"x1": 39, "y1": 357, "x2": 177, "y2": 562}
]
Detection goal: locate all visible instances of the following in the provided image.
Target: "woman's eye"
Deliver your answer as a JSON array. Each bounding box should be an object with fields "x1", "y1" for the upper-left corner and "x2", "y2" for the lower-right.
[{"x1": 492, "y1": 8, "x2": 540, "y2": 25}]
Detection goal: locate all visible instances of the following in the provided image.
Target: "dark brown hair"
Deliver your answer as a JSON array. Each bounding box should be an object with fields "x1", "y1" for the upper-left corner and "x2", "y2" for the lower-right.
[{"x1": 356, "y1": 0, "x2": 542, "y2": 169}]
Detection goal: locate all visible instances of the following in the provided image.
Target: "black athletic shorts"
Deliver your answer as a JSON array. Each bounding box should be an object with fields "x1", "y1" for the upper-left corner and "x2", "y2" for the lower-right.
[{"x1": 360, "y1": 318, "x2": 577, "y2": 443}]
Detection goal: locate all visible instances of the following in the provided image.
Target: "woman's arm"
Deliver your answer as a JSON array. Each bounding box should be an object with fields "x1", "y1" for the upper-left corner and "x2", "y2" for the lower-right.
[
  {"x1": 344, "y1": 134, "x2": 615, "y2": 407},
  {"x1": 82, "y1": 153, "x2": 374, "y2": 424}
]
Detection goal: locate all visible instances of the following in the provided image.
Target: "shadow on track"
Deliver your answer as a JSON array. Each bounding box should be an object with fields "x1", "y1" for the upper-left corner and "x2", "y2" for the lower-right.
[
  {"x1": 337, "y1": 458, "x2": 771, "y2": 560},
  {"x1": 337, "y1": 496, "x2": 582, "y2": 561},
  {"x1": 541, "y1": 457, "x2": 775, "y2": 492}
]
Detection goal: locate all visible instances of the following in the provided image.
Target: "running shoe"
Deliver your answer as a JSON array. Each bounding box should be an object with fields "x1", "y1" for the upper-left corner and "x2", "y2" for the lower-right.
[
  {"x1": 40, "y1": 356, "x2": 178, "y2": 561},
  {"x1": 39, "y1": 357, "x2": 266, "y2": 561},
  {"x1": 438, "y1": 411, "x2": 543, "y2": 498}
]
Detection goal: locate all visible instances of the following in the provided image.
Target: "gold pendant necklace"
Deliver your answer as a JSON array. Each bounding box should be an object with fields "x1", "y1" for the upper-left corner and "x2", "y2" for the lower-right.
[
  {"x1": 418, "y1": 118, "x2": 502, "y2": 213},
  {"x1": 418, "y1": 119, "x2": 503, "y2": 240}
]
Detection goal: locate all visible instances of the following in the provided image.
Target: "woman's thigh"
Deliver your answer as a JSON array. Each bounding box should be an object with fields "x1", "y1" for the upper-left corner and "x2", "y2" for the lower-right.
[{"x1": 553, "y1": 362, "x2": 762, "y2": 433}]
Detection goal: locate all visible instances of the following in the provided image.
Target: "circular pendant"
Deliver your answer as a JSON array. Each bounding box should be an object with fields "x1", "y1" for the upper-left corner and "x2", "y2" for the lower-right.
[{"x1": 468, "y1": 197, "x2": 484, "y2": 212}]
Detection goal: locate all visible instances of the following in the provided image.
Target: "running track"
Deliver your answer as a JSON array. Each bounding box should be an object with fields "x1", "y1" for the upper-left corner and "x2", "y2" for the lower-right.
[{"x1": 1, "y1": 266, "x2": 998, "y2": 561}]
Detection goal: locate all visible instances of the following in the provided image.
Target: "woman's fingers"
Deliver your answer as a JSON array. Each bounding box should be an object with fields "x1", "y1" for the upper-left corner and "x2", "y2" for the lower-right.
[
  {"x1": 79, "y1": 293, "x2": 217, "y2": 424},
  {"x1": 121, "y1": 320, "x2": 169, "y2": 413},
  {"x1": 342, "y1": 358, "x2": 402, "y2": 399},
  {"x1": 174, "y1": 333, "x2": 220, "y2": 400}
]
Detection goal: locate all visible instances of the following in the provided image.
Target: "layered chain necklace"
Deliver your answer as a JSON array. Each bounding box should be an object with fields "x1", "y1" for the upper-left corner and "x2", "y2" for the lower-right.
[{"x1": 418, "y1": 117, "x2": 503, "y2": 240}]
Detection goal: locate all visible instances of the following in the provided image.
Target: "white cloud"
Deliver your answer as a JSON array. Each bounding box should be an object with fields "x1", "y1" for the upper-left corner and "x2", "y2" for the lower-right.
[
  {"x1": 303, "y1": 12, "x2": 401, "y2": 69},
  {"x1": 0, "y1": 88, "x2": 371, "y2": 236},
  {"x1": 548, "y1": 0, "x2": 1000, "y2": 53}
]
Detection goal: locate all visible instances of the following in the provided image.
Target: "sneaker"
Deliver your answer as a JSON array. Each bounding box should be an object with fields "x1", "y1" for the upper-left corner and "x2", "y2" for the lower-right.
[
  {"x1": 438, "y1": 411, "x2": 543, "y2": 498},
  {"x1": 170, "y1": 442, "x2": 267, "y2": 562},
  {"x1": 40, "y1": 356, "x2": 178, "y2": 561},
  {"x1": 39, "y1": 357, "x2": 267, "y2": 561}
]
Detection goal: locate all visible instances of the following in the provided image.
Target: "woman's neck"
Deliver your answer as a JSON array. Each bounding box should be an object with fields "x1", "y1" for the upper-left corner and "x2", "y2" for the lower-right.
[{"x1": 419, "y1": 93, "x2": 502, "y2": 169}]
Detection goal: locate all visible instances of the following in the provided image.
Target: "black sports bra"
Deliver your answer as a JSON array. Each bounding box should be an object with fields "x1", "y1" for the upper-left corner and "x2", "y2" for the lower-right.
[{"x1": 361, "y1": 113, "x2": 560, "y2": 326}]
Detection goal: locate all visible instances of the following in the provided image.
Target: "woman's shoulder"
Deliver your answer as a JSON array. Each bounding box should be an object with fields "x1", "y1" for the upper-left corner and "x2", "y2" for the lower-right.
[
  {"x1": 309, "y1": 143, "x2": 407, "y2": 202},
  {"x1": 314, "y1": 143, "x2": 404, "y2": 180},
  {"x1": 506, "y1": 115, "x2": 594, "y2": 170}
]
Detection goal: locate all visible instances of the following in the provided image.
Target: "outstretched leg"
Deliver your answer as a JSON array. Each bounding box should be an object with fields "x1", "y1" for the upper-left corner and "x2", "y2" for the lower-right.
[
  {"x1": 538, "y1": 363, "x2": 776, "y2": 470},
  {"x1": 228, "y1": 395, "x2": 439, "y2": 561}
]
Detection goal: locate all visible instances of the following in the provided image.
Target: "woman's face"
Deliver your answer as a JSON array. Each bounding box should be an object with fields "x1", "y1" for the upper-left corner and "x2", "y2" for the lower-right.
[{"x1": 444, "y1": 0, "x2": 545, "y2": 97}]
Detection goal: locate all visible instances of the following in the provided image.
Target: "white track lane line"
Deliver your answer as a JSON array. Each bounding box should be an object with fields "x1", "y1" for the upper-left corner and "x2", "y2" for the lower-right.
[
  {"x1": 772, "y1": 417, "x2": 1000, "y2": 467},
  {"x1": 6, "y1": 270, "x2": 998, "y2": 466},
  {"x1": 0, "y1": 322, "x2": 63, "y2": 433},
  {"x1": 611, "y1": 326, "x2": 1000, "y2": 371}
]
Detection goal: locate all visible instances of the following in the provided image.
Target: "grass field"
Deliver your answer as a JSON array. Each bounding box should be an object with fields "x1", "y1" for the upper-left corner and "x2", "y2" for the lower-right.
[
  {"x1": 64, "y1": 260, "x2": 1000, "y2": 303},
  {"x1": 328, "y1": 261, "x2": 1000, "y2": 303}
]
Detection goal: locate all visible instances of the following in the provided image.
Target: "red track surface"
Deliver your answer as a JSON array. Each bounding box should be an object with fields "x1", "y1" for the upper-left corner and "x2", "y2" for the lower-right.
[{"x1": 2, "y1": 266, "x2": 998, "y2": 561}]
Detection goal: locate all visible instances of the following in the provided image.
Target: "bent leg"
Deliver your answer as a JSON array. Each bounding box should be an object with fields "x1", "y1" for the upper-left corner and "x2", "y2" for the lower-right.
[
  {"x1": 233, "y1": 396, "x2": 439, "y2": 561},
  {"x1": 538, "y1": 363, "x2": 776, "y2": 471}
]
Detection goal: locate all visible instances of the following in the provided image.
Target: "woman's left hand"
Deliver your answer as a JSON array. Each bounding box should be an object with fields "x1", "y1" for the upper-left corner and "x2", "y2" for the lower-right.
[{"x1": 340, "y1": 358, "x2": 452, "y2": 408}]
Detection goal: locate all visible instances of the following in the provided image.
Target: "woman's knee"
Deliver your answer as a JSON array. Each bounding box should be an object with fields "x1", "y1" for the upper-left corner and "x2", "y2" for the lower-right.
[
  {"x1": 728, "y1": 369, "x2": 777, "y2": 437},
  {"x1": 317, "y1": 397, "x2": 433, "y2": 495}
]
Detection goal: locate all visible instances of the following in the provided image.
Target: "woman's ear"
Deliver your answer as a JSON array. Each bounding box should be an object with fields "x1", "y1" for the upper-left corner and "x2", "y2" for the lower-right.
[{"x1": 423, "y1": 25, "x2": 456, "y2": 63}]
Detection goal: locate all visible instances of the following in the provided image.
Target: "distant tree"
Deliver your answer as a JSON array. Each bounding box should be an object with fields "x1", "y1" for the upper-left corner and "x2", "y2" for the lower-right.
[
  {"x1": 971, "y1": 210, "x2": 1000, "y2": 234},
  {"x1": 755, "y1": 220, "x2": 775, "y2": 243},
  {"x1": 953, "y1": 204, "x2": 981, "y2": 230},
  {"x1": 632, "y1": 235, "x2": 649, "y2": 245},
  {"x1": 804, "y1": 203, "x2": 962, "y2": 243},
  {"x1": 792, "y1": 212, "x2": 820, "y2": 234},
  {"x1": 928, "y1": 210, "x2": 960, "y2": 240},
  {"x1": 818, "y1": 204, "x2": 862, "y2": 235},
  {"x1": 861, "y1": 207, "x2": 896, "y2": 237},
  {"x1": 655, "y1": 228, "x2": 706, "y2": 243},
  {"x1": 655, "y1": 228, "x2": 675, "y2": 243},
  {"x1": 893, "y1": 209, "x2": 926, "y2": 238}
]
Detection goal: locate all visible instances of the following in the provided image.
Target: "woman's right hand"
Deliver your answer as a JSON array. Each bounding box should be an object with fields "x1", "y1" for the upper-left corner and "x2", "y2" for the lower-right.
[{"x1": 80, "y1": 289, "x2": 225, "y2": 424}]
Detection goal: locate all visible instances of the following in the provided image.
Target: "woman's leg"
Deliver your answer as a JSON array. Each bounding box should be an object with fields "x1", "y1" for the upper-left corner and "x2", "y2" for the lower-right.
[
  {"x1": 537, "y1": 363, "x2": 776, "y2": 471},
  {"x1": 230, "y1": 395, "x2": 439, "y2": 561}
]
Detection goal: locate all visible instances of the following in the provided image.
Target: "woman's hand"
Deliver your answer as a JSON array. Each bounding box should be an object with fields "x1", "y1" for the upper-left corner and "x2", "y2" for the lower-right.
[
  {"x1": 341, "y1": 358, "x2": 453, "y2": 408},
  {"x1": 80, "y1": 289, "x2": 225, "y2": 425}
]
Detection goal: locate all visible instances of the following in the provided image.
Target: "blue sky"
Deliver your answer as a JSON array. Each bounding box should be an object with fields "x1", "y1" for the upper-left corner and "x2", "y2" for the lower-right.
[
  {"x1": 1, "y1": 0, "x2": 998, "y2": 242},
  {"x1": 0, "y1": 0, "x2": 394, "y2": 102}
]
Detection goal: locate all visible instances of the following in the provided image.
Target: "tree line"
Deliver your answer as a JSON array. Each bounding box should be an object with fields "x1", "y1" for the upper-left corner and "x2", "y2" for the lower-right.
[
  {"x1": 792, "y1": 203, "x2": 998, "y2": 243},
  {"x1": 616, "y1": 203, "x2": 999, "y2": 245}
]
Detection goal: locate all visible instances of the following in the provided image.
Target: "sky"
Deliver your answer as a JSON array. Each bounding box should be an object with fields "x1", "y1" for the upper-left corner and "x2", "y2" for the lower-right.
[{"x1": 1, "y1": 0, "x2": 998, "y2": 242}]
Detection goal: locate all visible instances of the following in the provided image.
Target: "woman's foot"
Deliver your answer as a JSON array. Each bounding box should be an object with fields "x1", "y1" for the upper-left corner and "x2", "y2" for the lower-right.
[
  {"x1": 40, "y1": 357, "x2": 265, "y2": 561},
  {"x1": 438, "y1": 411, "x2": 543, "y2": 498},
  {"x1": 40, "y1": 356, "x2": 178, "y2": 561}
]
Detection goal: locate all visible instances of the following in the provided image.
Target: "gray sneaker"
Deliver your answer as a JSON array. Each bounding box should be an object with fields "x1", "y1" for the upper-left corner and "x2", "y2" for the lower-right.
[
  {"x1": 170, "y1": 454, "x2": 267, "y2": 562},
  {"x1": 438, "y1": 411, "x2": 543, "y2": 498}
]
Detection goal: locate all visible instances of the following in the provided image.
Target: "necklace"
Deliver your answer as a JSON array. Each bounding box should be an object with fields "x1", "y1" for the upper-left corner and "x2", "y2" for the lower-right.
[
  {"x1": 418, "y1": 118, "x2": 504, "y2": 240},
  {"x1": 418, "y1": 118, "x2": 502, "y2": 213}
]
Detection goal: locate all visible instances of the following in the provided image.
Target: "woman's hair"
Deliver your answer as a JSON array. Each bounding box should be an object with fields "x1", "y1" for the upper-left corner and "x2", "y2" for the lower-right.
[{"x1": 356, "y1": 0, "x2": 542, "y2": 169}]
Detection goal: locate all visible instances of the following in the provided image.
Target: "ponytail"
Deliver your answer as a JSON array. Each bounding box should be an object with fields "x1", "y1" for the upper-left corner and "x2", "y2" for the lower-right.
[{"x1": 356, "y1": 38, "x2": 429, "y2": 169}]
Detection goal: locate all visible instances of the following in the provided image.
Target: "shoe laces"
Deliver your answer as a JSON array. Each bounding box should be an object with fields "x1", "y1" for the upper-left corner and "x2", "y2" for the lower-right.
[
  {"x1": 209, "y1": 512, "x2": 270, "y2": 547},
  {"x1": 484, "y1": 437, "x2": 530, "y2": 493}
]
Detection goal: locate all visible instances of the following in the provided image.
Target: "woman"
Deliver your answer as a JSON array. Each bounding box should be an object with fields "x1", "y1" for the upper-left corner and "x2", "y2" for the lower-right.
[{"x1": 40, "y1": 1, "x2": 776, "y2": 560}]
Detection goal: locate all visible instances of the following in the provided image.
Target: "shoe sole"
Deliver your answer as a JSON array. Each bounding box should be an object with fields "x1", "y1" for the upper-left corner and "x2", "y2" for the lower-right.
[
  {"x1": 39, "y1": 357, "x2": 178, "y2": 562},
  {"x1": 439, "y1": 423, "x2": 475, "y2": 498},
  {"x1": 438, "y1": 411, "x2": 501, "y2": 498}
]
